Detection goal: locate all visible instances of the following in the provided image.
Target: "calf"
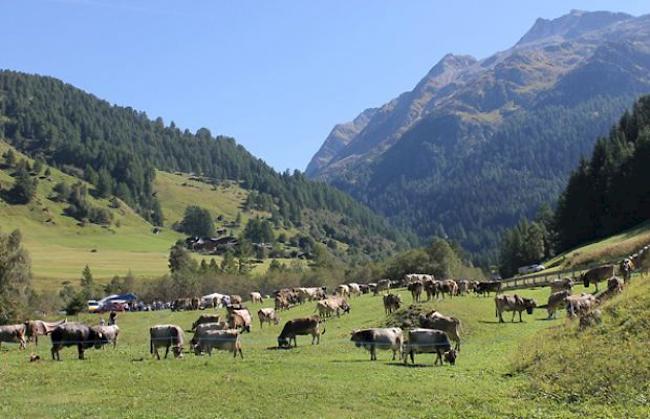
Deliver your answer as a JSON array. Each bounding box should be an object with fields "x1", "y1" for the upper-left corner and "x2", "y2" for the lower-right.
[
  {"x1": 257, "y1": 308, "x2": 279, "y2": 328},
  {"x1": 419, "y1": 311, "x2": 462, "y2": 351},
  {"x1": 546, "y1": 290, "x2": 570, "y2": 319},
  {"x1": 50, "y1": 323, "x2": 107, "y2": 360},
  {"x1": 192, "y1": 314, "x2": 221, "y2": 331},
  {"x1": 277, "y1": 316, "x2": 325, "y2": 348},
  {"x1": 0, "y1": 324, "x2": 27, "y2": 350},
  {"x1": 193, "y1": 329, "x2": 243, "y2": 358},
  {"x1": 350, "y1": 328, "x2": 403, "y2": 361},
  {"x1": 150, "y1": 324, "x2": 184, "y2": 360},
  {"x1": 403, "y1": 328, "x2": 455, "y2": 366},
  {"x1": 495, "y1": 294, "x2": 537, "y2": 323},
  {"x1": 249, "y1": 292, "x2": 263, "y2": 304}
]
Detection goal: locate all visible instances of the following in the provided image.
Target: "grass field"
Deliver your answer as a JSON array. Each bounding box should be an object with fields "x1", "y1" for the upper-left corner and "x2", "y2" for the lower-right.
[{"x1": 0, "y1": 284, "x2": 633, "y2": 418}]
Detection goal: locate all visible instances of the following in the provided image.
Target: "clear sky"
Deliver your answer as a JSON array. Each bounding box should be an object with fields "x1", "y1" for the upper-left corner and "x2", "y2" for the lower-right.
[{"x1": 2, "y1": 1, "x2": 649, "y2": 171}]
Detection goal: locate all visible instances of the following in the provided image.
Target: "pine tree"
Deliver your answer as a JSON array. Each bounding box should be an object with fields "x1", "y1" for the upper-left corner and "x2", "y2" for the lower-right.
[
  {"x1": 80, "y1": 265, "x2": 95, "y2": 299},
  {"x1": 0, "y1": 229, "x2": 32, "y2": 323},
  {"x1": 9, "y1": 166, "x2": 37, "y2": 204}
]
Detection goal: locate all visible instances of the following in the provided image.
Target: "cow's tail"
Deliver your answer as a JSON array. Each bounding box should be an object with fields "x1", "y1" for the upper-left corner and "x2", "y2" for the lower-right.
[{"x1": 321, "y1": 324, "x2": 326, "y2": 336}]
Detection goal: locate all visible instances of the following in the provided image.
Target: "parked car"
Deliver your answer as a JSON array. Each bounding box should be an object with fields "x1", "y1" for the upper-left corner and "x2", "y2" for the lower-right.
[
  {"x1": 87, "y1": 300, "x2": 100, "y2": 313},
  {"x1": 517, "y1": 264, "x2": 545, "y2": 275}
]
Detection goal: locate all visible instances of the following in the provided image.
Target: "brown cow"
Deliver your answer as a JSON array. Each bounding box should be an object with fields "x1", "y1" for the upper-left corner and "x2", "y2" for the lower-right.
[
  {"x1": 495, "y1": 294, "x2": 537, "y2": 323},
  {"x1": 257, "y1": 308, "x2": 279, "y2": 328},
  {"x1": 581, "y1": 265, "x2": 615, "y2": 292},
  {"x1": 419, "y1": 311, "x2": 462, "y2": 351},
  {"x1": 277, "y1": 316, "x2": 325, "y2": 348},
  {"x1": 408, "y1": 281, "x2": 424, "y2": 303},
  {"x1": 549, "y1": 278, "x2": 573, "y2": 293},
  {"x1": 566, "y1": 294, "x2": 597, "y2": 318},
  {"x1": 229, "y1": 295, "x2": 243, "y2": 305},
  {"x1": 607, "y1": 276, "x2": 624, "y2": 294},
  {"x1": 374, "y1": 279, "x2": 391, "y2": 295},
  {"x1": 227, "y1": 307, "x2": 252, "y2": 333},
  {"x1": 383, "y1": 293, "x2": 402, "y2": 315},
  {"x1": 249, "y1": 292, "x2": 264, "y2": 304},
  {"x1": 439, "y1": 280, "x2": 458, "y2": 298},
  {"x1": 546, "y1": 290, "x2": 570, "y2": 319},
  {"x1": 192, "y1": 314, "x2": 221, "y2": 331},
  {"x1": 0, "y1": 324, "x2": 27, "y2": 350},
  {"x1": 25, "y1": 319, "x2": 67, "y2": 346}
]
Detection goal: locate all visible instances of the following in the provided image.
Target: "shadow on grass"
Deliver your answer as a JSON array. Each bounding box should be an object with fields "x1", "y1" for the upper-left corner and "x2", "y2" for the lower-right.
[{"x1": 387, "y1": 362, "x2": 445, "y2": 369}]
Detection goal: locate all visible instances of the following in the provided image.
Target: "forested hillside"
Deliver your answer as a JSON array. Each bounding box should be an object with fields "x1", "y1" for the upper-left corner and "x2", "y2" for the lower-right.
[
  {"x1": 308, "y1": 10, "x2": 650, "y2": 263},
  {"x1": 0, "y1": 70, "x2": 413, "y2": 261},
  {"x1": 555, "y1": 95, "x2": 650, "y2": 252}
]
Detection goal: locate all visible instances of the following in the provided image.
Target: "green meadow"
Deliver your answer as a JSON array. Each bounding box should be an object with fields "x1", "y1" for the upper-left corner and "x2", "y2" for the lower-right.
[{"x1": 1, "y1": 284, "x2": 637, "y2": 418}]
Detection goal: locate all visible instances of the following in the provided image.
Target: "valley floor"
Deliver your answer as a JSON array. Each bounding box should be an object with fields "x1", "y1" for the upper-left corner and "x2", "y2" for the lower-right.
[{"x1": 0, "y1": 286, "x2": 636, "y2": 418}]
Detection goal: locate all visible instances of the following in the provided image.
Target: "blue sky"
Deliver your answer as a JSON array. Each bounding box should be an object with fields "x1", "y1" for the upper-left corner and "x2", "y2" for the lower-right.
[{"x1": 2, "y1": 1, "x2": 649, "y2": 171}]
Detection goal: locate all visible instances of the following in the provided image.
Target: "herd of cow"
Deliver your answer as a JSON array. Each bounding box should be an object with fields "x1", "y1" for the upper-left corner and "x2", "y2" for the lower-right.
[{"x1": 0, "y1": 257, "x2": 637, "y2": 365}]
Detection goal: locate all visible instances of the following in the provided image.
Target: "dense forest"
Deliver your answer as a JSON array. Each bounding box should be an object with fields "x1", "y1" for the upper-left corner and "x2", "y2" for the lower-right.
[
  {"x1": 498, "y1": 95, "x2": 650, "y2": 275},
  {"x1": 0, "y1": 71, "x2": 414, "y2": 257},
  {"x1": 554, "y1": 95, "x2": 650, "y2": 252}
]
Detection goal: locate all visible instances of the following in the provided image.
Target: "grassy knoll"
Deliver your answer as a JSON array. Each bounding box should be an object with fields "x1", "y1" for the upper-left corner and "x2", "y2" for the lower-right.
[
  {"x1": 512, "y1": 276, "x2": 650, "y2": 417},
  {"x1": 1, "y1": 285, "x2": 629, "y2": 418}
]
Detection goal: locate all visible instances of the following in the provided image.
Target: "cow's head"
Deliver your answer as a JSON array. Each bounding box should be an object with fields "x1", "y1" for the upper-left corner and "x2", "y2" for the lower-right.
[
  {"x1": 92, "y1": 331, "x2": 108, "y2": 349},
  {"x1": 581, "y1": 273, "x2": 589, "y2": 288},
  {"x1": 524, "y1": 298, "x2": 537, "y2": 314},
  {"x1": 341, "y1": 302, "x2": 351, "y2": 314},
  {"x1": 277, "y1": 336, "x2": 290, "y2": 348},
  {"x1": 443, "y1": 349, "x2": 457, "y2": 366},
  {"x1": 172, "y1": 345, "x2": 183, "y2": 358}
]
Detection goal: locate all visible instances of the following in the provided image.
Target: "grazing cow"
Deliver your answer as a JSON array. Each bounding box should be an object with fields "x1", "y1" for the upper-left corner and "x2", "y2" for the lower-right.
[
  {"x1": 374, "y1": 279, "x2": 391, "y2": 295},
  {"x1": 546, "y1": 290, "x2": 570, "y2": 319},
  {"x1": 192, "y1": 314, "x2": 221, "y2": 331},
  {"x1": 581, "y1": 265, "x2": 615, "y2": 292},
  {"x1": 275, "y1": 294, "x2": 290, "y2": 311},
  {"x1": 250, "y1": 292, "x2": 264, "y2": 304},
  {"x1": 50, "y1": 323, "x2": 107, "y2": 360},
  {"x1": 607, "y1": 276, "x2": 624, "y2": 294},
  {"x1": 348, "y1": 283, "x2": 362, "y2": 297},
  {"x1": 408, "y1": 281, "x2": 424, "y2": 303},
  {"x1": 335, "y1": 284, "x2": 350, "y2": 298},
  {"x1": 277, "y1": 316, "x2": 325, "y2": 348},
  {"x1": 227, "y1": 307, "x2": 252, "y2": 333},
  {"x1": 475, "y1": 281, "x2": 502, "y2": 297},
  {"x1": 457, "y1": 280, "x2": 470, "y2": 296},
  {"x1": 316, "y1": 296, "x2": 350, "y2": 318},
  {"x1": 350, "y1": 328, "x2": 403, "y2": 361},
  {"x1": 257, "y1": 308, "x2": 279, "y2": 328},
  {"x1": 0, "y1": 324, "x2": 27, "y2": 350},
  {"x1": 419, "y1": 311, "x2": 462, "y2": 351},
  {"x1": 150, "y1": 324, "x2": 184, "y2": 360},
  {"x1": 24, "y1": 319, "x2": 67, "y2": 346},
  {"x1": 566, "y1": 294, "x2": 597, "y2": 318},
  {"x1": 193, "y1": 329, "x2": 243, "y2": 358},
  {"x1": 619, "y1": 258, "x2": 634, "y2": 283},
  {"x1": 229, "y1": 295, "x2": 243, "y2": 305},
  {"x1": 439, "y1": 280, "x2": 458, "y2": 299},
  {"x1": 495, "y1": 294, "x2": 537, "y2": 323},
  {"x1": 94, "y1": 325, "x2": 120, "y2": 349},
  {"x1": 359, "y1": 284, "x2": 370, "y2": 294},
  {"x1": 549, "y1": 278, "x2": 573, "y2": 293},
  {"x1": 294, "y1": 287, "x2": 326, "y2": 302},
  {"x1": 402, "y1": 328, "x2": 455, "y2": 366},
  {"x1": 383, "y1": 293, "x2": 402, "y2": 315},
  {"x1": 190, "y1": 322, "x2": 229, "y2": 346}
]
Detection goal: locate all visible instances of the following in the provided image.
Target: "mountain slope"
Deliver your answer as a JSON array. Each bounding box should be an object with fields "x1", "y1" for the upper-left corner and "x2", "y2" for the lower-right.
[
  {"x1": 0, "y1": 71, "x2": 414, "y2": 269},
  {"x1": 307, "y1": 10, "x2": 650, "y2": 261}
]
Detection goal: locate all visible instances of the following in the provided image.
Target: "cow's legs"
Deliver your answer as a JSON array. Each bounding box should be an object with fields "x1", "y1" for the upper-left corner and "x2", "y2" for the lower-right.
[
  {"x1": 498, "y1": 311, "x2": 504, "y2": 323},
  {"x1": 154, "y1": 347, "x2": 160, "y2": 360},
  {"x1": 164, "y1": 345, "x2": 170, "y2": 359},
  {"x1": 511, "y1": 311, "x2": 516, "y2": 322},
  {"x1": 370, "y1": 346, "x2": 376, "y2": 361},
  {"x1": 77, "y1": 344, "x2": 84, "y2": 360}
]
